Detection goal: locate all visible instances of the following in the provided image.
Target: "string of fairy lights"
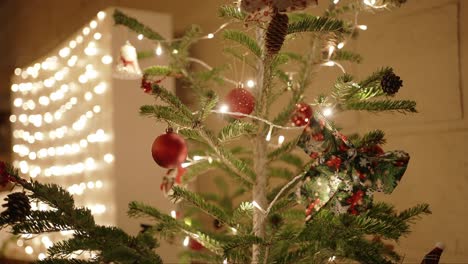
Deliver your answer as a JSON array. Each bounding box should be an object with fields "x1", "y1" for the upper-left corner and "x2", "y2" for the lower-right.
[{"x1": 9, "y1": 10, "x2": 114, "y2": 260}]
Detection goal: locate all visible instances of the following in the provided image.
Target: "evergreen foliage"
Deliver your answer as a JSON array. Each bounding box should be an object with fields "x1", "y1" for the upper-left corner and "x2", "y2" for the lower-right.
[{"x1": 0, "y1": 1, "x2": 430, "y2": 264}]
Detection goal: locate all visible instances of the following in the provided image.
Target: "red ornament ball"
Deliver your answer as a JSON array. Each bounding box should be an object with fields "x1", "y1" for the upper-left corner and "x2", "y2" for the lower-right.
[
  {"x1": 291, "y1": 102, "x2": 313, "y2": 126},
  {"x1": 225, "y1": 88, "x2": 255, "y2": 118},
  {"x1": 189, "y1": 238, "x2": 204, "y2": 251},
  {"x1": 151, "y1": 129, "x2": 188, "y2": 169}
]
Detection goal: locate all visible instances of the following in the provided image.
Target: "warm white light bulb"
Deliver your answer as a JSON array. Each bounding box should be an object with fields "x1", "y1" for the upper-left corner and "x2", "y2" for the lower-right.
[
  {"x1": 337, "y1": 42, "x2": 345, "y2": 49},
  {"x1": 137, "y1": 34, "x2": 144, "y2": 40},
  {"x1": 97, "y1": 11, "x2": 106, "y2": 20},
  {"x1": 171, "y1": 210, "x2": 177, "y2": 218},
  {"x1": 155, "y1": 45, "x2": 163, "y2": 56},
  {"x1": 101, "y1": 55, "x2": 113, "y2": 64},
  {"x1": 59, "y1": 47, "x2": 70, "y2": 58},
  {"x1": 323, "y1": 107, "x2": 333, "y2": 117},
  {"x1": 25, "y1": 246, "x2": 34, "y2": 255},
  {"x1": 323, "y1": 61, "x2": 335, "y2": 67},
  {"x1": 183, "y1": 236, "x2": 190, "y2": 247},
  {"x1": 94, "y1": 32, "x2": 102, "y2": 40},
  {"x1": 358, "y1": 25, "x2": 368, "y2": 30},
  {"x1": 90, "y1": 20, "x2": 98, "y2": 29},
  {"x1": 246, "y1": 79, "x2": 255, "y2": 88},
  {"x1": 278, "y1": 135, "x2": 285, "y2": 145},
  {"x1": 219, "y1": 104, "x2": 229, "y2": 113},
  {"x1": 333, "y1": 0, "x2": 340, "y2": 3},
  {"x1": 104, "y1": 153, "x2": 114, "y2": 163},
  {"x1": 207, "y1": 33, "x2": 215, "y2": 39},
  {"x1": 83, "y1": 27, "x2": 90, "y2": 35},
  {"x1": 14, "y1": 68, "x2": 22, "y2": 75}
]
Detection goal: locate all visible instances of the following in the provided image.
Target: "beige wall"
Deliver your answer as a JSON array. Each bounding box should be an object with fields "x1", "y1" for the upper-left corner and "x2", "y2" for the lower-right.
[{"x1": 1, "y1": 0, "x2": 467, "y2": 263}]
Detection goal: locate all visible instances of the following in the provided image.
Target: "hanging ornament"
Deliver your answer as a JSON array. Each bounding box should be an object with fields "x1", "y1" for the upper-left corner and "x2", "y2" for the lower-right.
[
  {"x1": 141, "y1": 75, "x2": 153, "y2": 93},
  {"x1": 1, "y1": 192, "x2": 31, "y2": 222},
  {"x1": 189, "y1": 238, "x2": 204, "y2": 251},
  {"x1": 160, "y1": 166, "x2": 186, "y2": 197},
  {"x1": 381, "y1": 71, "x2": 403, "y2": 95},
  {"x1": 291, "y1": 102, "x2": 313, "y2": 126},
  {"x1": 420, "y1": 243, "x2": 444, "y2": 264},
  {"x1": 225, "y1": 87, "x2": 255, "y2": 118},
  {"x1": 152, "y1": 128, "x2": 188, "y2": 169},
  {"x1": 114, "y1": 41, "x2": 142, "y2": 80}
]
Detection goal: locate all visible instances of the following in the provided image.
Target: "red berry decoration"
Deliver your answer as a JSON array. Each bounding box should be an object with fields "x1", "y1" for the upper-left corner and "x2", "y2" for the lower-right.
[
  {"x1": 291, "y1": 102, "x2": 313, "y2": 126},
  {"x1": 225, "y1": 88, "x2": 255, "y2": 118},
  {"x1": 151, "y1": 128, "x2": 188, "y2": 169}
]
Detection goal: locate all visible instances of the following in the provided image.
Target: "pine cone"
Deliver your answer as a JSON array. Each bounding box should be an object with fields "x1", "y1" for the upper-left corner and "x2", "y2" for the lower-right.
[
  {"x1": 381, "y1": 71, "x2": 403, "y2": 95},
  {"x1": 265, "y1": 12, "x2": 289, "y2": 56},
  {"x1": 1, "y1": 192, "x2": 31, "y2": 222}
]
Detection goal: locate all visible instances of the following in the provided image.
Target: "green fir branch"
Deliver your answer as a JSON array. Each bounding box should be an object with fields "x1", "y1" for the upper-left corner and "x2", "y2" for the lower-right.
[
  {"x1": 113, "y1": 10, "x2": 165, "y2": 41},
  {"x1": 359, "y1": 130, "x2": 387, "y2": 147},
  {"x1": 218, "y1": 121, "x2": 257, "y2": 143},
  {"x1": 170, "y1": 186, "x2": 234, "y2": 227},
  {"x1": 197, "y1": 90, "x2": 219, "y2": 121},
  {"x1": 144, "y1": 66, "x2": 177, "y2": 77},
  {"x1": 151, "y1": 84, "x2": 194, "y2": 119},
  {"x1": 223, "y1": 30, "x2": 262, "y2": 58},
  {"x1": 267, "y1": 136, "x2": 300, "y2": 161},
  {"x1": 139, "y1": 105, "x2": 193, "y2": 127},
  {"x1": 345, "y1": 100, "x2": 417, "y2": 113},
  {"x1": 287, "y1": 15, "x2": 349, "y2": 34},
  {"x1": 333, "y1": 50, "x2": 363, "y2": 64},
  {"x1": 218, "y1": 5, "x2": 247, "y2": 20}
]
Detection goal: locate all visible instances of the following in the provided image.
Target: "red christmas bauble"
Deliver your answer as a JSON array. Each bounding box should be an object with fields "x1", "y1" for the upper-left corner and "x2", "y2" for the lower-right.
[
  {"x1": 225, "y1": 88, "x2": 255, "y2": 118},
  {"x1": 151, "y1": 129, "x2": 188, "y2": 169},
  {"x1": 291, "y1": 102, "x2": 313, "y2": 126},
  {"x1": 189, "y1": 238, "x2": 204, "y2": 251}
]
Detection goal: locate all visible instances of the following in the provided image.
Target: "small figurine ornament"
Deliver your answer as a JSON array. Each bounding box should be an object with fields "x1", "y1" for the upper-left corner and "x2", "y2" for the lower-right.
[{"x1": 114, "y1": 41, "x2": 142, "y2": 80}]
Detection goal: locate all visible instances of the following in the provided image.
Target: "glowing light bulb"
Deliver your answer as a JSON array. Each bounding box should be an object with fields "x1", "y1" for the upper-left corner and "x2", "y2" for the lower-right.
[
  {"x1": 38, "y1": 253, "x2": 46, "y2": 260},
  {"x1": 323, "y1": 61, "x2": 335, "y2": 67},
  {"x1": 181, "y1": 162, "x2": 192, "y2": 168},
  {"x1": 246, "y1": 79, "x2": 255, "y2": 88},
  {"x1": 90, "y1": 20, "x2": 98, "y2": 29},
  {"x1": 93, "y1": 105, "x2": 101, "y2": 113},
  {"x1": 171, "y1": 210, "x2": 177, "y2": 218},
  {"x1": 265, "y1": 126, "x2": 273, "y2": 142},
  {"x1": 59, "y1": 47, "x2": 70, "y2": 58},
  {"x1": 14, "y1": 68, "x2": 22, "y2": 75},
  {"x1": 223, "y1": 259, "x2": 228, "y2": 264},
  {"x1": 364, "y1": 0, "x2": 377, "y2": 6},
  {"x1": 97, "y1": 11, "x2": 106, "y2": 20},
  {"x1": 13, "y1": 98, "x2": 23, "y2": 107},
  {"x1": 84, "y1": 42, "x2": 98, "y2": 56},
  {"x1": 9, "y1": 115, "x2": 16, "y2": 123},
  {"x1": 183, "y1": 236, "x2": 190, "y2": 247},
  {"x1": 137, "y1": 34, "x2": 144, "y2": 40},
  {"x1": 84, "y1": 92, "x2": 93, "y2": 101},
  {"x1": 82, "y1": 27, "x2": 90, "y2": 35},
  {"x1": 323, "y1": 107, "x2": 333, "y2": 117},
  {"x1": 101, "y1": 55, "x2": 113, "y2": 64},
  {"x1": 278, "y1": 135, "x2": 285, "y2": 145},
  {"x1": 172, "y1": 49, "x2": 179, "y2": 54},
  {"x1": 219, "y1": 104, "x2": 229, "y2": 113},
  {"x1": 96, "y1": 180, "x2": 103, "y2": 188},
  {"x1": 94, "y1": 32, "x2": 102, "y2": 40},
  {"x1": 11, "y1": 84, "x2": 18, "y2": 92},
  {"x1": 69, "y1": 40, "x2": 77, "y2": 48},
  {"x1": 104, "y1": 153, "x2": 114, "y2": 163},
  {"x1": 358, "y1": 25, "x2": 368, "y2": 30},
  {"x1": 337, "y1": 42, "x2": 345, "y2": 49},
  {"x1": 39, "y1": 96, "x2": 50, "y2": 106},
  {"x1": 155, "y1": 45, "x2": 163, "y2": 56},
  {"x1": 25, "y1": 246, "x2": 34, "y2": 255},
  {"x1": 207, "y1": 33, "x2": 215, "y2": 39}
]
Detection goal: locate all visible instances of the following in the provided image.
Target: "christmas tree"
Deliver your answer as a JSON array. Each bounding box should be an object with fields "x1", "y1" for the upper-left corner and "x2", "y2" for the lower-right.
[{"x1": 1, "y1": 0, "x2": 432, "y2": 263}]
